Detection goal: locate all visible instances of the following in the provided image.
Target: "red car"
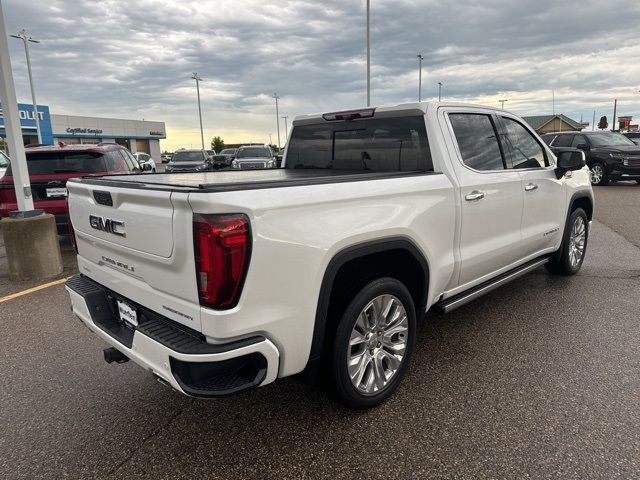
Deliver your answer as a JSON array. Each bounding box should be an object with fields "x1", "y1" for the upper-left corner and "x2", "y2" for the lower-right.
[{"x1": 0, "y1": 143, "x2": 141, "y2": 234}]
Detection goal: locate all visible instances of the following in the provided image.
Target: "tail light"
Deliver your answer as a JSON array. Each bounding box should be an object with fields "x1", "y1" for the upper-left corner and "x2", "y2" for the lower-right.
[{"x1": 193, "y1": 214, "x2": 251, "y2": 310}]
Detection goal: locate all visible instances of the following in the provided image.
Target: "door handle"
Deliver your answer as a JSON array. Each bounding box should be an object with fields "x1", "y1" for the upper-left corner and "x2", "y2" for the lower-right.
[
  {"x1": 524, "y1": 183, "x2": 538, "y2": 192},
  {"x1": 465, "y1": 190, "x2": 485, "y2": 201}
]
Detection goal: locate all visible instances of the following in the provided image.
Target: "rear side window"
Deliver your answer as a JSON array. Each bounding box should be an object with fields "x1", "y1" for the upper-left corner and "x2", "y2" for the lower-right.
[
  {"x1": 571, "y1": 135, "x2": 587, "y2": 148},
  {"x1": 104, "y1": 151, "x2": 125, "y2": 172},
  {"x1": 6, "y1": 151, "x2": 107, "y2": 175},
  {"x1": 118, "y1": 149, "x2": 139, "y2": 171},
  {"x1": 552, "y1": 135, "x2": 573, "y2": 147},
  {"x1": 499, "y1": 117, "x2": 547, "y2": 169},
  {"x1": 449, "y1": 113, "x2": 505, "y2": 171},
  {"x1": 286, "y1": 116, "x2": 432, "y2": 172}
]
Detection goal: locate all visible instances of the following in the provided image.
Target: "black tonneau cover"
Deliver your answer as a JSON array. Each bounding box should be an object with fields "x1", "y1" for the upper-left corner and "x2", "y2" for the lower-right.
[{"x1": 69, "y1": 169, "x2": 430, "y2": 193}]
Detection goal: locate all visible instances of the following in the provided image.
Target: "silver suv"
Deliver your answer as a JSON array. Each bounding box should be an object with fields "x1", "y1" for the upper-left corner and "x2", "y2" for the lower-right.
[{"x1": 231, "y1": 145, "x2": 277, "y2": 170}]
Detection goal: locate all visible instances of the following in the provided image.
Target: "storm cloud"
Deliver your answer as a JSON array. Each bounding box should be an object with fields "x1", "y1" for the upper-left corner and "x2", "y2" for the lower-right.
[{"x1": 4, "y1": 0, "x2": 640, "y2": 148}]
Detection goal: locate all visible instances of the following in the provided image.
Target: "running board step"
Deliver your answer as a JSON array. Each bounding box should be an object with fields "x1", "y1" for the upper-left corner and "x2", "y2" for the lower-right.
[{"x1": 432, "y1": 257, "x2": 549, "y2": 314}]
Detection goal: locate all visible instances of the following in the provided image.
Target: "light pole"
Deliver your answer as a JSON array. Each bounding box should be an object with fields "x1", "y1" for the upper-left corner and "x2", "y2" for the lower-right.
[
  {"x1": 366, "y1": 0, "x2": 370, "y2": 106},
  {"x1": 281, "y1": 115, "x2": 288, "y2": 144},
  {"x1": 0, "y1": 8, "x2": 33, "y2": 212},
  {"x1": 10, "y1": 28, "x2": 41, "y2": 144},
  {"x1": 417, "y1": 54, "x2": 423, "y2": 102},
  {"x1": 272, "y1": 93, "x2": 281, "y2": 149},
  {"x1": 499, "y1": 99, "x2": 509, "y2": 110},
  {"x1": 438, "y1": 82, "x2": 443, "y2": 101},
  {"x1": 191, "y1": 73, "x2": 205, "y2": 150}
]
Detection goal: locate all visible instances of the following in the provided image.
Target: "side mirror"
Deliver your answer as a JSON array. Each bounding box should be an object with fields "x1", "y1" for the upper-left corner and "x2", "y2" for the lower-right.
[
  {"x1": 575, "y1": 143, "x2": 590, "y2": 151},
  {"x1": 141, "y1": 163, "x2": 152, "y2": 171},
  {"x1": 555, "y1": 149, "x2": 585, "y2": 179}
]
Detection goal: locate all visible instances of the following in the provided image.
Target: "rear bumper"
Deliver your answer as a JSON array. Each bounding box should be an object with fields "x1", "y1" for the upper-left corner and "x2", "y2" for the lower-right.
[{"x1": 65, "y1": 275, "x2": 279, "y2": 397}]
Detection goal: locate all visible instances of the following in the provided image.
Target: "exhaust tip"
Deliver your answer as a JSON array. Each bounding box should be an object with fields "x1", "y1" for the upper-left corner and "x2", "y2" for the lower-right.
[{"x1": 103, "y1": 347, "x2": 129, "y2": 364}]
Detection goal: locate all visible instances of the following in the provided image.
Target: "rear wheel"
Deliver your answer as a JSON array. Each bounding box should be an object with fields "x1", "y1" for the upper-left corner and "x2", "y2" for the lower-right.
[
  {"x1": 331, "y1": 277, "x2": 416, "y2": 409},
  {"x1": 589, "y1": 162, "x2": 608, "y2": 186},
  {"x1": 545, "y1": 208, "x2": 588, "y2": 276}
]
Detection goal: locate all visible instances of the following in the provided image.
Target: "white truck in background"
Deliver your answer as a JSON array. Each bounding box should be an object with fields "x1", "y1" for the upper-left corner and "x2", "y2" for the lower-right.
[{"x1": 65, "y1": 102, "x2": 593, "y2": 408}]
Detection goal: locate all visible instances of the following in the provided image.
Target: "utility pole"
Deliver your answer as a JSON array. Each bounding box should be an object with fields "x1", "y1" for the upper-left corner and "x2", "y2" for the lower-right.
[
  {"x1": 417, "y1": 54, "x2": 423, "y2": 102},
  {"x1": 191, "y1": 73, "x2": 205, "y2": 150},
  {"x1": 612, "y1": 99, "x2": 617, "y2": 132},
  {"x1": 592, "y1": 110, "x2": 596, "y2": 131},
  {"x1": 366, "y1": 0, "x2": 370, "y2": 106},
  {"x1": 499, "y1": 99, "x2": 509, "y2": 110},
  {"x1": 272, "y1": 93, "x2": 281, "y2": 149},
  {"x1": 10, "y1": 28, "x2": 41, "y2": 144},
  {"x1": 0, "y1": 7, "x2": 33, "y2": 212},
  {"x1": 438, "y1": 82, "x2": 443, "y2": 101},
  {"x1": 281, "y1": 115, "x2": 288, "y2": 144}
]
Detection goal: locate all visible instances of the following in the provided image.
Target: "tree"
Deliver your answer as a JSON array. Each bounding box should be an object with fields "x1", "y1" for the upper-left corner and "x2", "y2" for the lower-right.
[
  {"x1": 211, "y1": 136, "x2": 225, "y2": 152},
  {"x1": 268, "y1": 144, "x2": 279, "y2": 152},
  {"x1": 597, "y1": 116, "x2": 608, "y2": 130}
]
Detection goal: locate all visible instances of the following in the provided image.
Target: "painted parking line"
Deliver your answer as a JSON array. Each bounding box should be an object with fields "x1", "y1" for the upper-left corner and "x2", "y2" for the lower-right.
[{"x1": 0, "y1": 276, "x2": 71, "y2": 303}]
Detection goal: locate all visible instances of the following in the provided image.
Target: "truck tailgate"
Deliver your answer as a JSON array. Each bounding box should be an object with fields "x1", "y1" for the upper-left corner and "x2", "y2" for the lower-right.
[
  {"x1": 67, "y1": 179, "x2": 202, "y2": 331},
  {"x1": 70, "y1": 183, "x2": 174, "y2": 257}
]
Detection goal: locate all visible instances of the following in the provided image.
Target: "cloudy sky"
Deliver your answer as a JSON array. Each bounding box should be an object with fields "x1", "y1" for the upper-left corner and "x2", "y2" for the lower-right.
[{"x1": 4, "y1": 0, "x2": 640, "y2": 150}]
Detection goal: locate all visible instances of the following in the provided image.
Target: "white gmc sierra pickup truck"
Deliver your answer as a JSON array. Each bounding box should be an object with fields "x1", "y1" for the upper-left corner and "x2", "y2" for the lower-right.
[{"x1": 66, "y1": 102, "x2": 593, "y2": 408}]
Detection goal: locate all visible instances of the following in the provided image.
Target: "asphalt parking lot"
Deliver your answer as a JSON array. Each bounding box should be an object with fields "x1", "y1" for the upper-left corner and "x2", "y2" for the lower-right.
[{"x1": 1, "y1": 183, "x2": 639, "y2": 479}]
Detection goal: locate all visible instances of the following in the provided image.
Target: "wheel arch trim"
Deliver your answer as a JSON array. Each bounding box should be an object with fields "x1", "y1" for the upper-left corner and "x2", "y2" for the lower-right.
[{"x1": 303, "y1": 236, "x2": 430, "y2": 376}]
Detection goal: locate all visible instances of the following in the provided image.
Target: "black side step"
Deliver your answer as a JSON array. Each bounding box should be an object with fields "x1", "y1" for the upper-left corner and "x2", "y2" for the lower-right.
[{"x1": 432, "y1": 257, "x2": 549, "y2": 314}]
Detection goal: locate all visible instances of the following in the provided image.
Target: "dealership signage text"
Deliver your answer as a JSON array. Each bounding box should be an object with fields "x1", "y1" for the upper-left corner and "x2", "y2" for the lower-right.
[{"x1": 66, "y1": 127, "x2": 104, "y2": 135}]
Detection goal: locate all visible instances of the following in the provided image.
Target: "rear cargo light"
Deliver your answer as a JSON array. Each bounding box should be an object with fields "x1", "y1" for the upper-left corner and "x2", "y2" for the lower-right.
[
  {"x1": 322, "y1": 108, "x2": 376, "y2": 121},
  {"x1": 193, "y1": 214, "x2": 251, "y2": 310}
]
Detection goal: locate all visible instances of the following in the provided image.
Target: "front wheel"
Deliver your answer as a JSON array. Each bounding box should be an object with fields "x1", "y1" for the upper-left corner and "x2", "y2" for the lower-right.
[
  {"x1": 589, "y1": 162, "x2": 608, "y2": 186},
  {"x1": 545, "y1": 208, "x2": 588, "y2": 275},
  {"x1": 331, "y1": 277, "x2": 416, "y2": 409}
]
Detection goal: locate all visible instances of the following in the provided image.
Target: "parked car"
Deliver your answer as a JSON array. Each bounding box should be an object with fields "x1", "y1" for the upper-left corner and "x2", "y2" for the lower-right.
[
  {"x1": 65, "y1": 102, "x2": 593, "y2": 408},
  {"x1": 231, "y1": 145, "x2": 277, "y2": 169},
  {"x1": 161, "y1": 153, "x2": 172, "y2": 163},
  {"x1": 209, "y1": 148, "x2": 238, "y2": 170},
  {"x1": 0, "y1": 151, "x2": 9, "y2": 177},
  {"x1": 133, "y1": 152, "x2": 156, "y2": 172},
  {"x1": 0, "y1": 144, "x2": 141, "y2": 234},
  {"x1": 541, "y1": 131, "x2": 640, "y2": 186},
  {"x1": 165, "y1": 149, "x2": 213, "y2": 173}
]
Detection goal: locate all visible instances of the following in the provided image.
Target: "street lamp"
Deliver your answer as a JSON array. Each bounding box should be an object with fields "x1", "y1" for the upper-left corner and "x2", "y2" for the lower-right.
[
  {"x1": 281, "y1": 115, "x2": 288, "y2": 144},
  {"x1": 272, "y1": 93, "x2": 281, "y2": 149},
  {"x1": 499, "y1": 99, "x2": 509, "y2": 110},
  {"x1": 417, "y1": 54, "x2": 424, "y2": 102},
  {"x1": 191, "y1": 73, "x2": 205, "y2": 150},
  {"x1": 366, "y1": 0, "x2": 371, "y2": 106},
  {"x1": 10, "y1": 29, "x2": 41, "y2": 144},
  {"x1": 438, "y1": 82, "x2": 443, "y2": 101}
]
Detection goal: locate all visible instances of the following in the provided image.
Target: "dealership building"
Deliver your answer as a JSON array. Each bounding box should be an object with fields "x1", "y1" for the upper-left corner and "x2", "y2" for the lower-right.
[{"x1": 0, "y1": 103, "x2": 166, "y2": 160}]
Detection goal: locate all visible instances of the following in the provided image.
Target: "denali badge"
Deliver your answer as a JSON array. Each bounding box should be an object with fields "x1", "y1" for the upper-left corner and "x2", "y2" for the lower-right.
[{"x1": 89, "y1": 215, "x2": 126, "y2": 237}]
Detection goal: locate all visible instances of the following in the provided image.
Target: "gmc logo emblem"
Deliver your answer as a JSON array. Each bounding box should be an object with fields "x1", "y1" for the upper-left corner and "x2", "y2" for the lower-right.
[{"x1": 89, "y1": 215, "x2": 126, "y2": 237}]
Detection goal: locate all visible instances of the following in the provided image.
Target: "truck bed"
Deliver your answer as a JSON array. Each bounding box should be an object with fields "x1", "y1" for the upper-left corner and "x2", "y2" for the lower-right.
[{"x1": 70, "y1": 169, "x2": 429, "y2": 193}]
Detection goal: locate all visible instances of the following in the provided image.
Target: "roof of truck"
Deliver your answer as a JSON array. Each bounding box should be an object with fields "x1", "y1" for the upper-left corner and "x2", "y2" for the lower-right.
[{"x1": 292, "y1": 101, "x2": 506, "y2": 124}]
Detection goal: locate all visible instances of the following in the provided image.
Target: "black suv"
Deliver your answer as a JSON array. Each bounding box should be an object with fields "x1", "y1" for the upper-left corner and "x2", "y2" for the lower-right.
[{"x1": 541, "y1": 131, "x2": 640, "y2": 186}]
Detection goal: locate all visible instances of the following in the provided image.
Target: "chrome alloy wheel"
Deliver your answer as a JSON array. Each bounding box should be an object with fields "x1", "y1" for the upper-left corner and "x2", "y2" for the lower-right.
[
  {"x1": 590, "y1": 164, "x2": 604, "y2": 184},
  {"x1": 568, "y1": 216, "x2": 586, "y2": 268},
  {"x1": 347, "y1": 294, "x2": 408, "y2": 395}
]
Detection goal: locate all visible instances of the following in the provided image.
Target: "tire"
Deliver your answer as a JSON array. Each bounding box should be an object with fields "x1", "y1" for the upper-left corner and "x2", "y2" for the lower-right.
[
  {"x1": 545, "y1": 208, "x2": 588, "y2": 276},
  {"x1": 330, "y1": 277, "x2": 416, "y2": 409},
  {"x1": 589, "y1": 162, "x2": 608, "y2": 186}
]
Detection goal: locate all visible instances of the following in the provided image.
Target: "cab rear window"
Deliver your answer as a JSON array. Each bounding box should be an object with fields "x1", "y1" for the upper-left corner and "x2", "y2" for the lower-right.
[
  {"x1": 286, "y1": 116, "x2": 433, "y2": 172},
  {"x1": 6, "y1": 151, "x2": 107, "y2": 175}
]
